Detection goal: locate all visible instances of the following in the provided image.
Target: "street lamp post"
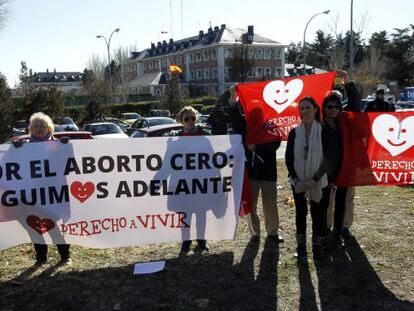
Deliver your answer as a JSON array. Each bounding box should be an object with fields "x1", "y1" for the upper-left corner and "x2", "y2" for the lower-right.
[
  {"x1": 96, "y1": 28, "x2": 120, "y2": 103},
  {"x1": 349, "y1": 0, "x2": 354, "y2": 79},
  {"x1": 303, "y1": 10, "x2": 330, "y2": 75}
]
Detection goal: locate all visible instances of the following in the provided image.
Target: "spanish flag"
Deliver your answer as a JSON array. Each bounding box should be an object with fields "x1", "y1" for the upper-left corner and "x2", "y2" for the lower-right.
[{"x1": 169, "y1": 64, "x2": 182, "y2": 75}]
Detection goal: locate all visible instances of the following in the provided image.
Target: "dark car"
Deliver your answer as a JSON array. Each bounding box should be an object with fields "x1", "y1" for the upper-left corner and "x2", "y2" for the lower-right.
[
  {"x1": 6, "y1": 131, "x2": 94, "y2": 143},
  {"x1": 14, "y1": 120, "x2": 28, "y2": 133},
  {"x1": 130, "y1": 124, "x2": 183, "y2": 138},
  {"x1": 127, "y1": 117, "x2": 177, "y2": 136}
]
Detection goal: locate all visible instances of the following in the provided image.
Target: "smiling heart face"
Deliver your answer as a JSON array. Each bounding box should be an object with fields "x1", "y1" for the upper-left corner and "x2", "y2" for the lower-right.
[
  {"x1": 26, "y1": 215, "x2": 55, "y2": 235},
  {"x1": 70, "y1": 181, "x2": 95, "y2": 203},
  {"x1": 263, "y1": 79, "x2": 304, "y2": 114},
  {"x1": 372, "y1": 114, "x2": 414, "y2": 156}
]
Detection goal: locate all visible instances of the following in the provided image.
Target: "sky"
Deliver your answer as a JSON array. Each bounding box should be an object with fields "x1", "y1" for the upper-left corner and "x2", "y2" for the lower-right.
[{"x1": 0, "y1": 0, "x2": 413, "y2": 87}]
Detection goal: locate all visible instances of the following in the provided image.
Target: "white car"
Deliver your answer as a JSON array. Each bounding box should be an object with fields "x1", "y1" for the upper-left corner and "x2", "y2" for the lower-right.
[{"x1": 83, "y1": 122, "x2": 129, "y2": 139}]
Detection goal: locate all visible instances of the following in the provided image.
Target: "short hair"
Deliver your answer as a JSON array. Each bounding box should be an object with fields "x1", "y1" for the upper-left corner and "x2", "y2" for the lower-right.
[
  {"x1": 376, "y1": 89, "x2": 385, "y2": 95},
  {"x1": 177, "y1": 106, "x2": 198, "y2": 123},
  {"x1": 29, "y1": 112, "x2": 54, "y2": 133}
]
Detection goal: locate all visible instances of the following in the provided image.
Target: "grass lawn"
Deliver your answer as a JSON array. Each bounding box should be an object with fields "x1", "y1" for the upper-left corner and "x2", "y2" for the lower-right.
[{"x1": 1, "y1": 161, "x2": 413, "y2": 310}]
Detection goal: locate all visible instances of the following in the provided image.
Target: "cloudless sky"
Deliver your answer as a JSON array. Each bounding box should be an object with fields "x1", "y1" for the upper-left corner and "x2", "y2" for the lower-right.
[{"x1": 0, "y1": 0, "x2": 412, "y2": 86}]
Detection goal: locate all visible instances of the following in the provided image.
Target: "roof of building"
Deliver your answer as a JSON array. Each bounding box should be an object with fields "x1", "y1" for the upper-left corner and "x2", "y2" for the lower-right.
[
  {"x1": 129, "y1": 24, "x2": 285, "y2": 61},
  {"x1": 25, "y1": 71, "x2": 84, "y2": 83},
  {"x1": 127, "y1": 72, "x2": 166, "y2": 88}
]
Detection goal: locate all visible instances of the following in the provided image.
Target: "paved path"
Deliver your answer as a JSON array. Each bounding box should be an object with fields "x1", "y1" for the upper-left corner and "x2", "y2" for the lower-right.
[{"x1": 277, "y1": 141, "x2": 286, "y2": 159}]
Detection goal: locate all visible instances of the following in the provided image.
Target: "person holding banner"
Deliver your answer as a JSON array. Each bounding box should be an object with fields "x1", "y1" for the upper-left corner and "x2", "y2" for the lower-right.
[
  {"x1": 13, "y1": 112, "x2": 72, "y2": 266},
  {"x1": 285, "y1": 97, "x2": 329, "y2": 260},
  {"x1": 323, "y1": 71, "x2": 361, "y2": 246},
  {"x1": 170, "y1": 106, "x2": 211, "y2": 253}
]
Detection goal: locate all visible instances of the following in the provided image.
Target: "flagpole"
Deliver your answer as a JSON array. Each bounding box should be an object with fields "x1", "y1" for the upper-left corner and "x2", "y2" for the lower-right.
[{"x1": 170, "y1": 0, "x2": 173, "y2": 38}]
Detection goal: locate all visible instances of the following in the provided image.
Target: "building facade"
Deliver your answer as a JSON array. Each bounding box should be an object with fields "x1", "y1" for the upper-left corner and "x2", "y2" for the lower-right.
[
  {"x1": 125, "y1": 24, "x2": 286, "y2": 97},
  {"x1": 21, "y1": 69, "x2": 84, "y2": 95}
]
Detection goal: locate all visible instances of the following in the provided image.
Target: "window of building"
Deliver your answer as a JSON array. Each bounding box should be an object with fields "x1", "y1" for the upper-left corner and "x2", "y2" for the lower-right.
[
  {"x1": 149, "y1": 62, "x2": 153, "y2": 69},
  {"x1": 248, "y1": 49, "x2": 255, "y2": 59},
  {"x1": 188, "y1": 53, "x2": 194, "y2": 63},
  {"x1": 275, "y1": 68, "x2": 282, "y2": 78},
  {"x1": 203, "y1": 50, "x2": 209, "y2": 61},
  {"x1": 255, "y1": 67, "x2": 263, "y2": 78},
  {"x1": 211, "y1": 49, "x2": 217, "y2": 60},
  {"x1": 225, "y1": 67, "x2": 230, "y2": 78},
  {"x1": 189, "y1": 70, "x2": 195, "y2": 80},
  {"x1": 212, "y1": 67, "x2": 218, "y2": 79},
  {"x1": 264, "y1": 49, "x2": 271, "y2": 59},
  {"x1": 196, "y1": 69, "x2": 203, "y2": 79},
  {"x1": 225, "y1": 48, "x2": 232, "y2": 59},
  {"x1": 274, "y1": 49, "x2": 282, "y2": 59},
  {"x1": 177, "y1": 57, "x2": 181, "y2": 65},
  {"x1": 161, "y1": 58, "x2": 167, "y2": 68},
  {"x1": 247, "y1": 68, "x2": 254, "y2": 78},
  {"x1": 255, "y1": 49, "x2": 263, "y2": 60},
  {"x1": 264, "y1": 67, "x2": 272, "y2": 77},
  {"x1": 204, "y1": 68, "x2": 210, "y2": 79},
  {"x1": 195, "y1": 52, "x2": 201, "y2": 62},
  {"x1": 154, "y1": 61, "x2": 159, "y2": 69}
]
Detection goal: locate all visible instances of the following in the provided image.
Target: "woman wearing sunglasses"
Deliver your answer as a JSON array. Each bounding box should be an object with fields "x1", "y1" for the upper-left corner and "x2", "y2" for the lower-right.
[
  {"x1": 285, "y1": 97, "x2": 329, "y2": 260},
  {"x1": 170, "y1": 106, "x2": 210, "y2": 253},
  {"x1": 321, "y1": 70, "x2": 361, "y2": 249}
]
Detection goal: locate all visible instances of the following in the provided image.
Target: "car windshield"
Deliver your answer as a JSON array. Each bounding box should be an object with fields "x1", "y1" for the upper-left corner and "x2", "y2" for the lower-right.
[
  {"x1": 91, "y1": 124, "x2": 122, "y2": 135},
  {"x1": 15, "y1": 120, "x2": 27, "y2": 128}
]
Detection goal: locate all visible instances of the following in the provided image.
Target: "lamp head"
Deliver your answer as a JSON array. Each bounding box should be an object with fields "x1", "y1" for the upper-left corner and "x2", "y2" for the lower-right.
[
  {"x1": 96, "y1": 35, "x2": 102, "y2": 38},
  {"x1": 323, "y1": 10, "x2": 330, "y2": 14},
  {"x1": 115, "y1": 28, "x2": 120, "y2": 32}
]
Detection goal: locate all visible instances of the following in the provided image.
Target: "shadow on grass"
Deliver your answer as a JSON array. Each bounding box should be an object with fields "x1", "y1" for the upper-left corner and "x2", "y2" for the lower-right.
[
  {"x1": 0, "y1": 246, "x2": 275, "y2": 311},
  {"x1": 235, "y1": 237, "x2": 279, "y2": 311},
  {"x1": 313, "y1": 237, "x2": 414, "y2": 311}
]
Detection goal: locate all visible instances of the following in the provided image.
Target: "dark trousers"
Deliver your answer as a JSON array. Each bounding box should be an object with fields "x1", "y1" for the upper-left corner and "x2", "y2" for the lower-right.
[
  {"x1": 292, "y1": 187, "x2": 330, "y2": 237},
  {"x1": 34, "y1": 244, "x2": 70, "y2": 261},
  {"x1": 326, "y1": 186, "x2": 347, "y2": 236}
]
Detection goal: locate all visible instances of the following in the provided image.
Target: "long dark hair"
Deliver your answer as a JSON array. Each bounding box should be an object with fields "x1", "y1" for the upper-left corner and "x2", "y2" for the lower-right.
[{"x1": 299, "y1": 96, "x2": 321, "y2": 122}]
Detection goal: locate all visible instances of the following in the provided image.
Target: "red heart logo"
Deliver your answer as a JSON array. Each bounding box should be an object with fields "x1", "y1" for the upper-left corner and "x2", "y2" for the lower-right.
[
  {"x1": 70, "y1": 181, "x2": 95, "y2": 203},
  {"x1": 26, "y1": 215, "x2": 55, "y2": 235}
]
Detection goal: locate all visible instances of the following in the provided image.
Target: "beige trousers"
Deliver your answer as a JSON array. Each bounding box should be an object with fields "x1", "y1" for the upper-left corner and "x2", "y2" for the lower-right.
[
  {"x1": 247, "y1": 179, "x2": 279, "y2": 236},
  {"x1": 327, "y1": 186, "x2": 355, "y2": 229}
]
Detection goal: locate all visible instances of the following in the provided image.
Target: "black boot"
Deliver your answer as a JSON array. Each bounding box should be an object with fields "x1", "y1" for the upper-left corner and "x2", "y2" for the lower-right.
[
  {"x1": 312, "y1": 236, "x2": 325, "y2": 261},
  {"x1": 180, "y1": 240, "x2": 192, "y2": 253},
  {"x1": 293, "y1": 234, "x2": 307, "y2": 259}
]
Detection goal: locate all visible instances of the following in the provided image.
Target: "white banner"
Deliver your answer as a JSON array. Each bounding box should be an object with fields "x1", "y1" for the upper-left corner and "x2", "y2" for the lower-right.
[{"x1": 0, "y1": 135, "x2": 245, "y2": 250}]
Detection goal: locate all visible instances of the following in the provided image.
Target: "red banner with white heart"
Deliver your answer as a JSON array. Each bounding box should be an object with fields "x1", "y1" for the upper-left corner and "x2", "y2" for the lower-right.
[
  {"x1": 236, "y1": 72, "x2": 337, "y2": 144},
  {"x1": 335, "y1": 112, "x2": 414, "y2": 186},
  {"x1": 0, "y1": 136, "x2": 245, "y2": 250}
]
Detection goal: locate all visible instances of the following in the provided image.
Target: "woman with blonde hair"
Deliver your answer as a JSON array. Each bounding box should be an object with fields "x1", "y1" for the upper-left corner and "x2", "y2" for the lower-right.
[{"x1": 14, "y1": 112, "x2": 72, "y2": 266}]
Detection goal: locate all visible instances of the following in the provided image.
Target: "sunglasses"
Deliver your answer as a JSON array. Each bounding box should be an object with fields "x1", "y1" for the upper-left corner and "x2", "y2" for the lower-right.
[
  {"x1": 326, "y1": 104, "x2": 341, "y2": 110},
  {"x1": 32, "y1": 124, "x2": 47, "y2": 129},
  {"x1": 300, "y1": 106, "x2": 313, "y2": 111},
  {"x1": 183, "y1": 116, "x2": 196, "y2": 122}
]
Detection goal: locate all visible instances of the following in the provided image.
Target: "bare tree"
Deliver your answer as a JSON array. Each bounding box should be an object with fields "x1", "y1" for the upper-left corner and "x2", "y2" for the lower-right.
[
  {"x1": 86, "y1": 53, "x2": 106, "y2": 79},
  {"x1": 0, "y1": 0, "x2": 11, "y2": 30}
]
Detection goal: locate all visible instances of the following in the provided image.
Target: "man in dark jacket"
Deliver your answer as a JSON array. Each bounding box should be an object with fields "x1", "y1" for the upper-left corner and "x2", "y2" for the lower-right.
[{"x1": 364, "y1": 89, "x2": 395, "y2": 112}]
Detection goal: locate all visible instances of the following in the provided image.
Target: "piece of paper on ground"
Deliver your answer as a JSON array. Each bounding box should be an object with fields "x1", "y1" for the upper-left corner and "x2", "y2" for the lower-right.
[{"x1": 133, "y1": 261, "x2": 166, "y2": 275}]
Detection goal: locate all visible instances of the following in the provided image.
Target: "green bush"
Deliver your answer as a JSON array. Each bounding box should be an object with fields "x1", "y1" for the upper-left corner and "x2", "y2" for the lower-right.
[
  {"x1": 189, "y1": 104, "x2": 204, "y2": 112},
  {"x1": 184, "y1": 96, "x2": 218, "y2": 107}
]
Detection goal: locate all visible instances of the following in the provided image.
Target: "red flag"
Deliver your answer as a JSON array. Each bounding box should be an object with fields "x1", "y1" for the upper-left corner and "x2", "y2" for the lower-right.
[
  {"x1": 336, "y1": 111, "x2": 414, "y2": 186},
  {"x1": 239, "y1": 169, "x2": 252, "y2": 217},
  {"x1": 236, "y1": 72, "x2": 336, "y2": 144}
]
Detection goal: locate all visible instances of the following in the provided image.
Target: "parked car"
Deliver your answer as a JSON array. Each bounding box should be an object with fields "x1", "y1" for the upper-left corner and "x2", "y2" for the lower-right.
[
  {"x1": 149, "y1": 109, "x2": 171, "y2": 117},
  {"x1": 395, "y1": 101, "x2": 414, "y2": 111},
  {"x1": 83, "y1": 122, "x2": 129, "y2": 139},
  {"x1": 14, "y1": 120, "x2": 28, "y2": 133},
  {"x1": 121, "y1": 112, "x2": 142, "y2": 125},
  {"x1": 127, "y1": 117, "x2": 177, "y2": 136},
  {"x1": 58, "y1": 116, "x2": 79, "y2": 131},
  {"x1": 6, "y1": 131, "x2": 93, "y2": 143},
  {"x1": 104, "y1": 117, "x2": 130, "y2": 133},
  {"x1": 130, "y1": 124, "x2": 183, "y2": 138}
]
